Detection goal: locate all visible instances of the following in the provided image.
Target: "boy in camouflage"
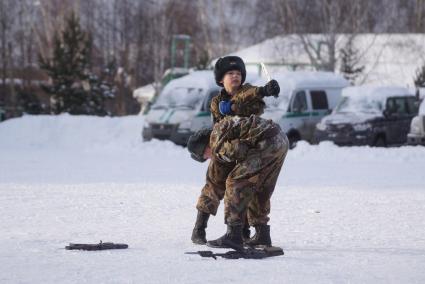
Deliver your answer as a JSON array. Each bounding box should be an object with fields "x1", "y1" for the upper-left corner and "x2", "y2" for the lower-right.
[
  {"x1": 190, "y1": 56, "x2": 281, "y2": 245},
  {"x1": 210, "y1": 56, "x2": 280, "y2": 123},
  {"x1": 188, "y1": 115, "x2": 289, "y2": 248}
]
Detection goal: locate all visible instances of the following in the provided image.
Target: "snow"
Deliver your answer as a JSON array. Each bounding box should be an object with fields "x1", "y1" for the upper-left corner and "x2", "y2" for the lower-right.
[
  {"x1": 320, "y1": 112, "x2": 381, "y2": 125},
  {"x1": 270, "y1": 71, "x2": 348, "y2": 90},
  {"x1": 1, "y1": 115, "x2": 425, "y2": 283},
  {"x1": 342, "y1": 85, "x2": 413, "y2": 100},
  {"x1": 162, "y1": 70, "x2": 218, "y2": 91},
  {"x1": 330, "y1": 85, "x2": 414, "y2": 115},
  {"x1": 155, "y1": 86, "x2": 206, "y2": 109},
  {"x1": 133, "y1": 83, "x2": 157, "y2": 101}
]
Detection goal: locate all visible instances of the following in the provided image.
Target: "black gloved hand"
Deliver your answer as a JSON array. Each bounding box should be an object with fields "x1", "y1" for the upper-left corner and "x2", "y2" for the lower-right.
[{"x1": 262, "y1": 79, "x2": 280, "y2": 97}]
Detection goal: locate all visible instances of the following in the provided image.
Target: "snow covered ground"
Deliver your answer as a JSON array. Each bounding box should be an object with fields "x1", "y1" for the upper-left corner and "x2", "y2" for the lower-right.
[{"x1": 1, "y1": 115, "x2": 425, "y2": 283}]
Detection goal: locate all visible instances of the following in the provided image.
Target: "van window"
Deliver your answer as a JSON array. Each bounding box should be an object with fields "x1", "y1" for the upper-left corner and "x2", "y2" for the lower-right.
[
  {"x1": 386, "y1": 97, "x2": 409, "y2": 115},
  {"x1": 202, "y1": 90, "x2": 219, "y2": 112},
  {"x1": 290, "y1": 91, "x2": 307, "y2": 112},
  {"x1": 419, "y1": 99, "x2": 425, "y2": 115},
  {"x1": 310, "y1": 90, "x2": 328, "y2": 110},
  {"x1": 406, "y1": 97, "x2": 419, "y2": 114}
]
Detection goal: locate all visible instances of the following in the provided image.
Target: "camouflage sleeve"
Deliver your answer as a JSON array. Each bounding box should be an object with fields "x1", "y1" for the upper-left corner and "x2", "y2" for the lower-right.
[
  {"x1": 210, "y1": 95, "x2": 224, "y2": 123},
  {"x1": 213, "y1": 119, "x2": 249, "y2": 162},
  {"x1": 225, "y1": 116, "x2": 269, "y2": 149},
  {"x1": 231, "y1": 84, "x2": 266, "y2": 117},
  {"x1": 220, "y1": 139, "x2": 249, "y2": 162}
]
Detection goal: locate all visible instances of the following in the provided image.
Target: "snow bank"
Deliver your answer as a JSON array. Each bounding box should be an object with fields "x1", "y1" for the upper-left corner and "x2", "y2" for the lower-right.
[
  {"x1": 1, "y1": 115, "x2": 424, "y2": 188},
  {"x1": 0, "y1": 114, "x2": 145, "y2": 151},
  {"x1": 0, "y1": 115, "x2": 198, "y2": 184}
]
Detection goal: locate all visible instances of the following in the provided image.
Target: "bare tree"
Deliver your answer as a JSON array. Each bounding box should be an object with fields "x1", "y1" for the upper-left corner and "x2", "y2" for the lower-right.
[
  {"x1": 35, "y1": 0, "x2": 76, "y2": 63},
  {"x1": 0, "y1": 0, "x2": 15, "y2": 86},
  {"x1": 410, "y1": 0, "x2": 425, "y2": 32},
  {"x1": 262, "y1": 0, "x2": 372, "y2": 71},
  {"x1": 3, "y1": 0, "x2": 425, "y2": 117}
]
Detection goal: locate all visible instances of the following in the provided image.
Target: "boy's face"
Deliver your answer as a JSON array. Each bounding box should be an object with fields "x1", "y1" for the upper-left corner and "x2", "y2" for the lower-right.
[{"x1": 221, "y1": 70, "x2": 242, "y2": 93}]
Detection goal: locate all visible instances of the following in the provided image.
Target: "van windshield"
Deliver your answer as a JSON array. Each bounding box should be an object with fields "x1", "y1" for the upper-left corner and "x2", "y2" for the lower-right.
[
  {"x1": 264, "y1": 95, "x2": 289, "y2": 111},
  {"x1": 152, "y1": 87, "x2": 204, "y2": 109},
  {"x1": 335, "y1": 96, "x2": 383, "y2": 114}
]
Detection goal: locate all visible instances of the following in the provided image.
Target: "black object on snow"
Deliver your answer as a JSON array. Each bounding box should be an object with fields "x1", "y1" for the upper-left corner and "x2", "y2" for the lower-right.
[
  {"x1": 65, "y1": 241, "x2": 128, "y2": 251},
  {"x1": 185, "y1": 246, "x2": 283, "y2": 260}
]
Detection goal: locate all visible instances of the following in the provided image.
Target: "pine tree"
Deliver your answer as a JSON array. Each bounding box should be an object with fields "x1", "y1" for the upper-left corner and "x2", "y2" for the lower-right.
[
  {"x1": 17, "y1": 91, "x2": 45, "y2": 114},
  {"x1": 339, "y1": 37, "x2": 365, "y2": 84},
  {"x1": 414, "y1": 64, "x2": 425, "y2": 88},
  {"x1": 39, "y1": 12, "x2": 112, "y2": 115}
]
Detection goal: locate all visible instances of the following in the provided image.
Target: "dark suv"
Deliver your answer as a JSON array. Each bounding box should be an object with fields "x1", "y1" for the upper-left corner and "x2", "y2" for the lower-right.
[
  {"x1": 315, "y1": 87, "x2": 419, "y2": 146},
  {"x1": 0, "y1": 104, "x2": 5, "y2": 122}
]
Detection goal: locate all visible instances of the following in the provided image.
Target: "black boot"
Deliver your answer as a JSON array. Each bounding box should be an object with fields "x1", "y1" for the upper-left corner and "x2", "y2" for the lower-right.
[
  {"x1": 245, "y1": 224, "x2": 272, "y2": 247},
  {"x1": 206, "y1": 224, "x2": 243, "y2": 249},
  {"x1": 242, "y1": 223, "x2": 251, "y2": 243},
  {"x1": 191, "y1": 211, "x2": 210, "y2": 245}
]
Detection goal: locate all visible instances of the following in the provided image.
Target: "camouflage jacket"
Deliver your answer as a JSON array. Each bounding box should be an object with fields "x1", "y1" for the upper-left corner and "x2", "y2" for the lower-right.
[
  {"x1": 210, "y1": 115, "x2": 282, "y2": 163},
  {"x1": 210, "y1": 84, "x2": 265, "y2": 123}
]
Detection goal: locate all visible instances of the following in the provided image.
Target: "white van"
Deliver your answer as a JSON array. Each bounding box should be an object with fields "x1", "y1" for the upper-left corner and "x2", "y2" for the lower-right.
[
  {"x1": 407, "y1": 98, "x2": 425, "y2": 145},
  {"x1": 142, "y1": 70, "x2": 260, "y2": 145},
  {"x1": 142, "y1": 70, "x2": 220, "y2": 145},
  {"x1": 255, "y1": 71, "x2": 349, "y2": 147}
]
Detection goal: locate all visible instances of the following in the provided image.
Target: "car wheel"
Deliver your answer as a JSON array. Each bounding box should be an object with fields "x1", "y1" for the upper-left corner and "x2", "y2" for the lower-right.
[
  {"x1": 288, "y1": 133, "x2": 300, "y2": 149},
  {"x1": 373, "y1": 136, "x2": 387, "y2": 147}
]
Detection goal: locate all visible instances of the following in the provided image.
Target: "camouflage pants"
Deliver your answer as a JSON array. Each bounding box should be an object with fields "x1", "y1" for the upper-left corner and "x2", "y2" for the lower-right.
[
  {"x1": 196, "y1": 132, "x2": 288, "y2": 226},
  {"x1": 224, "y1": 133, "x2": 289, "y2": 226},
  {"x1": 196, "y1": 158, "x2": 235, "y2": 216}
]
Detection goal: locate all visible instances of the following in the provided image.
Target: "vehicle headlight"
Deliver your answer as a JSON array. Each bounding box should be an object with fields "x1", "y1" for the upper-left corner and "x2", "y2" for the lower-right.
[
  {"x1": 316, "y1": 122, "x2": 327, "y2": 131},
  {"x1": 353, "y1": 123, "x2": 371, "y2": 131},
  {"x1": 410, "y1": 117, "x2": 421, "y2": 134},
  {"x1": 142, "y1": 120, "x2": 151, "y2": 129},
  {"x1": 411, "y1": 124, "x2": 420, "y2": 134}
]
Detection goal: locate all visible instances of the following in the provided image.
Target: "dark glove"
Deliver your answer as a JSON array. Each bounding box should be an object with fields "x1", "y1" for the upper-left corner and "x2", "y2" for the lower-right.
[
  {"x1": 262, "y1": 79, "x2": 280, "y2": 97},
  {"x1": 219, "y1": 100, "x2": 232, "y2": 115}
]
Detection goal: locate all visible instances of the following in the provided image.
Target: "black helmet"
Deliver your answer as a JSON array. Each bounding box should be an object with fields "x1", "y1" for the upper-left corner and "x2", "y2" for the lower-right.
[
  {"x1": 214, "y1": 56, "x2": 246, "y2": 87},
  {"x1": 187, "y1": 128, "x2": 212, "y2": 162}
]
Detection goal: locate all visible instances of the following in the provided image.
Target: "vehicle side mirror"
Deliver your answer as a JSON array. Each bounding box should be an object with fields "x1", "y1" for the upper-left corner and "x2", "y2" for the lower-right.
[
  {"x1": 413, "y1": 101, "x2": 420, "y2": 113},
  {"x1": 383, "y1": 109, "x2": 391, "y2": 118},
  {"x1": 326, "y1": 109, "x2": 332, "y2": 115}
]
